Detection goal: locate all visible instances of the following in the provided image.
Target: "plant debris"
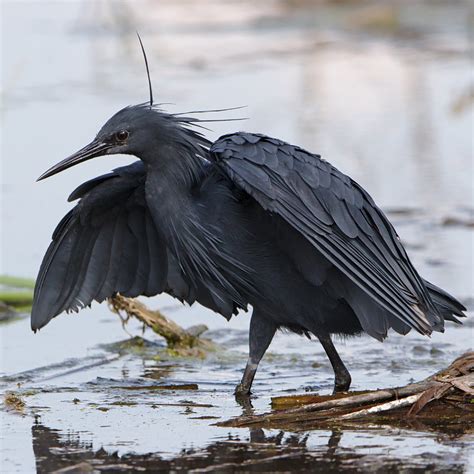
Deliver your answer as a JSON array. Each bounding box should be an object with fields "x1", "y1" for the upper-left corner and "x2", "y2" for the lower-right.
[
  {"x1": 219, "y1": 352, "x2": 474, "y2": 431},
  {"x1": 108, "y1": 294, "x2": 215, "y2": 357},
  {"x1": 4, "y1": 391, "x2": 26, "y2": 412}
]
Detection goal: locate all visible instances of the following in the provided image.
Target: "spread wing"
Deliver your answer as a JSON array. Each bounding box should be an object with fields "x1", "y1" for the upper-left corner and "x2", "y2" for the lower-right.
[
  {"x1": 32, "y1": 162, "x2": 169, "y2": 331},
  {"x1": 32, "y1": 161, "x2": 241, "y2": 331},
  {"x1": 211, "y1": 133, "x2": 444, "y2": 336}
]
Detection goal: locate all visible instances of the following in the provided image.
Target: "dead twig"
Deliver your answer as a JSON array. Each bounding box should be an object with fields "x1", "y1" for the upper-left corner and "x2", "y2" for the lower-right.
[
  {"x1": 108, "y1": 294, "x2": 214, "y2": 356},
  {"x1": 340, "y1": 393, "x2": 423, "y2": 420}
]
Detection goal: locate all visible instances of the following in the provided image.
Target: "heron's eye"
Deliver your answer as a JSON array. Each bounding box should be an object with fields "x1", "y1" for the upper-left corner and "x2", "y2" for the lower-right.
[{"x1": 115, "y1": 130, "x2": 129, "y2": 141}]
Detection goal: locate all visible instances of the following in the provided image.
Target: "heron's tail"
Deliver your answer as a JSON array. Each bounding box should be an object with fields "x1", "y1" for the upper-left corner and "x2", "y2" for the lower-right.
[{"x1": 424, "y1": 280, "x2": 467, "y2": 325}]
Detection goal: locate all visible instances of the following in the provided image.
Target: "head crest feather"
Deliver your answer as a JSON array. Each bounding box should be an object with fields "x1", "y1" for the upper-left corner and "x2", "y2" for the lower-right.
[{"x1": 136, "y1": 32, "x2": 153, "y2": 107}]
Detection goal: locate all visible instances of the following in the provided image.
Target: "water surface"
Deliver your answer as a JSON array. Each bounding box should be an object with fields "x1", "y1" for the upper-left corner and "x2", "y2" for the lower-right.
[{"x1": 1, "y1": 1, "x2": 473, "y2": 472}]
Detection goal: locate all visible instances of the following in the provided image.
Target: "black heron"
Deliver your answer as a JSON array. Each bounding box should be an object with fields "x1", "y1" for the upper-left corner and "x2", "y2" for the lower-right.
[{"x1": 32, "y1": 49, "x2": 466, "y2": 397}]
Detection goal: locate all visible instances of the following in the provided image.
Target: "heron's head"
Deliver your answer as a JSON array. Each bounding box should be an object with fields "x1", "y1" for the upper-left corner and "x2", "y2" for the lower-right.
[{"x1": 37, "y1": 104, "x2": 211, "y2": 181}]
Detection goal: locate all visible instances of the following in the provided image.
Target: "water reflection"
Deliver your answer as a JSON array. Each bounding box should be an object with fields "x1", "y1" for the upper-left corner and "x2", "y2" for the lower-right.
[
  {"x1": 32, "y1": 422, "x2": 318, "y2": 472},
  {"x1": 31, "y1": 420, "x2": 470, "y2": 473}
]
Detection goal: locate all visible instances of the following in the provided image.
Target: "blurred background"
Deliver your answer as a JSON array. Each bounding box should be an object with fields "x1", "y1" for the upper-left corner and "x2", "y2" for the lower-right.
[{"x1": 1, "y1": 1, "x2": 473, "y2": 472}]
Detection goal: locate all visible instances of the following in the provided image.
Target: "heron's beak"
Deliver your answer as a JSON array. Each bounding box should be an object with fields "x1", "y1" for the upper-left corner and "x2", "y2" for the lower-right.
[{"x1": 37, "y1": 139, "x2": 112, "y2": 181}]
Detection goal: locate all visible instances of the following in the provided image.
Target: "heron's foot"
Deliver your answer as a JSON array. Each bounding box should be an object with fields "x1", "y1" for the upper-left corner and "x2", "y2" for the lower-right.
[
  {"x1": 234, "y1": 384, "x2": 253, "y2": 408},
  {"x1": 333, "y1": 372, "x2": 351, "y2": 394},
  {"x1": 234, "y1": 383, "x2": 251, "y2": 397}
]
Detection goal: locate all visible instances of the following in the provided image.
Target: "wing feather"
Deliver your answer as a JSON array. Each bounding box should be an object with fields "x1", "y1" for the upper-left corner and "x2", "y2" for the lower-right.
[
  {"x1": 211, "y1": 133, "x2": 444, "y2": 336},
  {"x1": 31, "y1": 162, "x2": 169, "y2": 331}
]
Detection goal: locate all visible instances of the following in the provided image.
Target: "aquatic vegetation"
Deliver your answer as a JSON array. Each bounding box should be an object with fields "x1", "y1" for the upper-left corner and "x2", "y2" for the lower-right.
[{"x1": 0, "y1": 275, "x2": 35, "y2": 313}]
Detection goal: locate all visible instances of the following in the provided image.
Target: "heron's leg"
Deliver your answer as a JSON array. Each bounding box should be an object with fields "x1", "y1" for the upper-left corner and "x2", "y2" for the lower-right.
[
  {"x1": 317, "y1": 333, "x2": 351, "y2": 393},
  {"x1": 235, "y1": 312, "x2": 277, "y2": 398}
]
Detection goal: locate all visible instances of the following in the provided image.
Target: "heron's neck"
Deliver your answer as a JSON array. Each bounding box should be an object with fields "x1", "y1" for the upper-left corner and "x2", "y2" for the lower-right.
[{"x1": 142, "y1": 144, "x2": 207, "y2": 240}]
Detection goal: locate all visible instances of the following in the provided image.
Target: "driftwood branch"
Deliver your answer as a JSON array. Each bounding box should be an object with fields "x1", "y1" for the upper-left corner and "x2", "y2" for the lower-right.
[
  {"x1": 219, "y1": 352, "x2": 474, "y2": 429},
  {"x1": 108, "y1": 294, "x2": 214, "y2": 355},
  {"x1": 339, "y1": 393, "x2": 423, "y2": 420}
]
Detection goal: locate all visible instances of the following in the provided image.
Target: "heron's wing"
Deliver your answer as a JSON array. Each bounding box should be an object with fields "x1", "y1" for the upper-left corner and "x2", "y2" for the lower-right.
[
  {"x1": 211, "y1": 133, "x2": 444, "y2": 337},
  {"x1": 31, "y1": 161, "x2": 171, "y2": 331}
]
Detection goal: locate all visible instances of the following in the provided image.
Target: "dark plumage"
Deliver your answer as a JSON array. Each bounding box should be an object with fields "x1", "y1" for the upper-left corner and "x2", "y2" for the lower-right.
[{"x1": 32, "y1": 103, "x2": 466, "y2": 396}]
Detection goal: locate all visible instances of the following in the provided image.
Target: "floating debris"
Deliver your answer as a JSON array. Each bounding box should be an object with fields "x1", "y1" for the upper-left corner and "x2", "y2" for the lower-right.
[
  {"x1": 219, "y1": 352, "x2": 474, "y2": 431},
  {"x1": 4, "y1": 391, "x2": 26, "y2": 412},
  {"x1": 117, "y1": 384, "x2": 199, "y2": 391}
]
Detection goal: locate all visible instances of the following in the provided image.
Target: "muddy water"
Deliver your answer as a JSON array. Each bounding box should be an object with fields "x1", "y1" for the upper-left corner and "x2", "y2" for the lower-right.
[{"x1": 1, "y1": 1, "x2": 473, "y2": 472}]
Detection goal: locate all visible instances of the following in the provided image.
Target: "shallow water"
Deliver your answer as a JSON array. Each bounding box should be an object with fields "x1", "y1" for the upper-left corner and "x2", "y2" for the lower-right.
[
  {"x1": 1, "y1": 313, "x2": 473, "y2": 472},
  {"x1": 1, "y1": 1, "x2": 473, "y2": 472}
]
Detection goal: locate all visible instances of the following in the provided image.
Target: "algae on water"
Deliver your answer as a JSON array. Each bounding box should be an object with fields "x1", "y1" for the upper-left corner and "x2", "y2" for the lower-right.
[{"x1": 0, "y1": 275, "x2": 35, "y2": 311}]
